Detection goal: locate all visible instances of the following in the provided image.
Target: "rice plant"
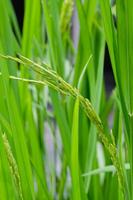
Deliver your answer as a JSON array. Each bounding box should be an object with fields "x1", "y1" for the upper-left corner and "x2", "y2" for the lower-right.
[{"x1": 0, "y1": 0, "x2": 132, "y2": 199}]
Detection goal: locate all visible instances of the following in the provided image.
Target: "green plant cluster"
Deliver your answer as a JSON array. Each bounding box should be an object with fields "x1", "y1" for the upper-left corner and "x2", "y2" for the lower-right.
[{"x1": 0, "y1": 0, "x2": 132, "y2": 200}]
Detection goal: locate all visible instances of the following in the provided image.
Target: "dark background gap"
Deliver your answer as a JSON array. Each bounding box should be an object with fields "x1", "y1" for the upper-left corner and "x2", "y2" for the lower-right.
[
  {"x1": 12, "y1": 0, "x2": 24, "y2": 31},
  {"x1": 104, "y1": 45, "x2": 115, "y2": 96},
  {"x1": 11, "y1": 0, "x2": 115, "y2": 95}
]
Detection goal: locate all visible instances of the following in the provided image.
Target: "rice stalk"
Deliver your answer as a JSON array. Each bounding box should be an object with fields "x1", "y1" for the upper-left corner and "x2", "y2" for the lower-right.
[
  {"x1": 60, "y1": 0, "x2": 74, "y2": 34},
  {"x1": 2, "y1": 133, "x2": 23, "y2": 200},
  {"x1": 0, "y1": 54, "x2": 124, "y2": 193}
]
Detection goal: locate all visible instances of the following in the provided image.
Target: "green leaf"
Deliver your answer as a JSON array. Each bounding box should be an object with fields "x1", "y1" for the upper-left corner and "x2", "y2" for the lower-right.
[{"x1": 71, "y1": 98, "x2": 81, "y2": 200}]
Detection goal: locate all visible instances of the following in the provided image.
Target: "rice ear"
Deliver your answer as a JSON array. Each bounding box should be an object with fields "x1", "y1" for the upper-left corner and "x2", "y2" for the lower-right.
[{"x1": 2, "y1": 133, "x2": 23, "y2": 200}]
